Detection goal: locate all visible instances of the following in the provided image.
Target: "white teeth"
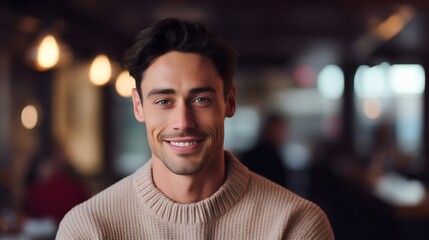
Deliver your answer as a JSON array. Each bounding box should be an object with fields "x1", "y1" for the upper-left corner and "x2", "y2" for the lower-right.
[{"x1": 170, "y1": 141, "x2": 197, "y2": 147}]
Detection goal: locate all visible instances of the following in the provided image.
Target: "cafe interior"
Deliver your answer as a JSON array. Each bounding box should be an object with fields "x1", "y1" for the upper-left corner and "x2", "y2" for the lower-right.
[{"x1": 0, "y1": 0, "x2": 429, "y2": 239}]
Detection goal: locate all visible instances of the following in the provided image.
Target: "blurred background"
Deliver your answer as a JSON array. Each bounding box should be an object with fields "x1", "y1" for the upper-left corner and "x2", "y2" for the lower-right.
[{"x1": 0, "y1": 0, "x2": 428, "y2": 239}]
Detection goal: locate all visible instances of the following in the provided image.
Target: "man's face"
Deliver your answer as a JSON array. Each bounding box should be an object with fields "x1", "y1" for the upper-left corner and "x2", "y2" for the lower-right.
[{"x1": 132, "y1": 51, "x2": 235, "y2": 176}]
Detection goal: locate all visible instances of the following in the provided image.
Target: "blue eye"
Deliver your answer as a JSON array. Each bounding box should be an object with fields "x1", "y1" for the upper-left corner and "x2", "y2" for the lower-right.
[{"x1": 156, "y1": 99, "x2": 171, "y2": 105}]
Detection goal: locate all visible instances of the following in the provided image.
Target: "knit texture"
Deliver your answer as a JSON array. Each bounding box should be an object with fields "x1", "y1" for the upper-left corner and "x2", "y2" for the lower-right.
[{"x1": 56, "y1": 152, "x2": 334, "y2": 239}]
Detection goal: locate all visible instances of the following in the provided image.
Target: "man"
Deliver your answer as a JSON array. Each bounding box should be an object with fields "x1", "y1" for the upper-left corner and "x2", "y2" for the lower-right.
[
  {"x1": 56, "y1": 18, "x2": 334, "y2": 239},
  {"x1": 241, "y1": 112, "x2": 289, "y2": 187}
]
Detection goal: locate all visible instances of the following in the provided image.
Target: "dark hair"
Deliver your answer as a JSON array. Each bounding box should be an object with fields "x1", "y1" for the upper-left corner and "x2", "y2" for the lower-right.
[{"x1": 123, "y1": 18, "x2": 238, "y2": 99}]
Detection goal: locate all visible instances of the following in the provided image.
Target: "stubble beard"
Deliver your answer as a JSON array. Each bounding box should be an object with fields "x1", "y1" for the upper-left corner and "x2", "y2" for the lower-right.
[
  {"x1": 158, "y1": 150, "x2": 208, "y2": 176},
  {"x1": 156, "y1": 130, "x2": 210, "y2": 176}
]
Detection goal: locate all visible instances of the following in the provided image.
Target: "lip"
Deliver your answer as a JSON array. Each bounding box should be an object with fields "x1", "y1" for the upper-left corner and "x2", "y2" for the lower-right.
[{"x1": 163, "y1": 137, "x2": 205, "y2": 153}]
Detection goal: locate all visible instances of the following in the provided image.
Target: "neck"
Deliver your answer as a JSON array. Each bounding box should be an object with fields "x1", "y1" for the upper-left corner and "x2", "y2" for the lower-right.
[{"x1": 152, "y1": 154, "x2": 226, "y2": 204}]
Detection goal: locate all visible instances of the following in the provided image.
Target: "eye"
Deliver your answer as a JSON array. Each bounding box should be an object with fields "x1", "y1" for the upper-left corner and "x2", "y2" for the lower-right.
[
  {"x1": 155, "y1": 99, "x2": 171, "y2": 105},
  {"x1": 194, "y1": 97, "x2": 209, "y2": 104},
  {"x1": 192, "y1": 97, "x2": 212, "y2": 107}
]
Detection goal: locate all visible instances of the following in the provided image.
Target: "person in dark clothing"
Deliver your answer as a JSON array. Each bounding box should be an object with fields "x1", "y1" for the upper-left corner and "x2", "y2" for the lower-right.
[
  {"x1": 241, "y1": 112, "x2": 288, "y2": 186},
  {"x1": 25, "y1": 143, "x2": 90, "y2": 224}
]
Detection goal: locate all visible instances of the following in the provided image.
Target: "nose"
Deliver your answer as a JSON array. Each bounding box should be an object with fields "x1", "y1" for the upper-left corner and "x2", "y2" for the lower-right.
[{"x1": 172, "y1": 102, "x2": 197, "y2": 131}]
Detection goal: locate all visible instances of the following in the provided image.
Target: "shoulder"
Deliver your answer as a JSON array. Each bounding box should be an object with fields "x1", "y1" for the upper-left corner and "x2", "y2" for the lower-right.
[
  {"x1": 247, "y1": 173, "x2": 334, "y2": 239},
  {"x1": 247, "y1": 172, "x2": 309, "y2": 209},
  {"x1": 56, "y1": 174, "x2": 135, "y2": 239}
]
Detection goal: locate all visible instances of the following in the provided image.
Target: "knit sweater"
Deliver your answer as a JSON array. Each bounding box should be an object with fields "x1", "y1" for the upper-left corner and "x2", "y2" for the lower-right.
[{"x1": 56, "y1": 152, "x2": 334, "y2": 239}]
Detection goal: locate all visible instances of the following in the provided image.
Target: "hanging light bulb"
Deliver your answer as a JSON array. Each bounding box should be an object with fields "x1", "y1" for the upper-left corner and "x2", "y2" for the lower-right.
[
  {"x1": 21, "y1": 105, "x2": 38, "y2": 129},
  {"x1": 115, "y1": 71, "x2": 136, "y2": 97},
  {"x1": 89, "y1": 54, "x2": 111, "y2": 86},
  {"x1": 36, "y1": 34, "x2": 60, "y2": 70}
]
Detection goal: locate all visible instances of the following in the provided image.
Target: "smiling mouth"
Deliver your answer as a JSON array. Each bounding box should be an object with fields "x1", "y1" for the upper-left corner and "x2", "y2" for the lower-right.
[{"x1": 169, "y1": 141, "x2": 198, "y2": 147}]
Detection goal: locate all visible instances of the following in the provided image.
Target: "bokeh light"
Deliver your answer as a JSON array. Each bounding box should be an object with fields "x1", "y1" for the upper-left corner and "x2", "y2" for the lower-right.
[
  {"x1": 36, "y1": 35, "x2": 59, "y2": 70},
  {"x1": 389, "y1": 64, "x2": 425, "y2": 95},
  {"x1": 363, "y1": 99, "x2": 382, "y2": 119},
  {"x1": 89, "y1": 54, "x2": 111, "y2": 86},
  {"x1": 317, "y1": 64, "x2": 344, "y2": 99},
  {"x1": 21, "y1": 105, "x2": 38, "y2": 129},
  {"x1": 115, "y1": 71, "x2": 136, "y2": 97}
]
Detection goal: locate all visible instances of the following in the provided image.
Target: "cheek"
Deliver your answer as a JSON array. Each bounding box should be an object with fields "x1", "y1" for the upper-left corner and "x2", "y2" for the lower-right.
[
  {"x1": 198, "y1": 112, "x2": 225, "y2": 138},
  {"x1": 144, "y1": 110, "x2": 168, "y2": 140}
]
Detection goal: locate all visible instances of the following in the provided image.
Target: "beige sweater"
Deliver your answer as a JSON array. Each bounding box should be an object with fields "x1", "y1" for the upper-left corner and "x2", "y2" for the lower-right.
[{"x1": 56, "y1": 152, "x2": 334, "y2": 239}]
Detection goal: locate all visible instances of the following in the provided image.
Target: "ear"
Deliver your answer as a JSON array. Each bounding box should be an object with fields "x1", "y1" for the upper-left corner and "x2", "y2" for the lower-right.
[
  {"x1": 132, "y1": 88, "x2": 145, "y2": 122},
  {"x1": 225, "y1": 85, "x2": 236, "y2": 118}
]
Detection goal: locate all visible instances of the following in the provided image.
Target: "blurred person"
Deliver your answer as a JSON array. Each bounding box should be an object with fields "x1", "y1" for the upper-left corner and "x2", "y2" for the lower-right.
[
  {"x1": 366, "y1": 122, "x2": 411, "y2": 185},
  {"x1": 56, "y1": 18, "x2": 334, "y2": 239},
  {"x1": 241, "y1": 112, "x2": 288, "y2": 186},
  {"x1": 25, "y1": 142, "x2": 89, "y2": 224}
]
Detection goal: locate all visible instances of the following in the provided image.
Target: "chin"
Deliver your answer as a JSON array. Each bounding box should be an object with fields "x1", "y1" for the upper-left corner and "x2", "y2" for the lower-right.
[
  {"x1": 161, "y1": 156, "x2": 206, "y2": 175},
  {"x1": 168, "y1": 164, "x2": 205, "y2": 176}
]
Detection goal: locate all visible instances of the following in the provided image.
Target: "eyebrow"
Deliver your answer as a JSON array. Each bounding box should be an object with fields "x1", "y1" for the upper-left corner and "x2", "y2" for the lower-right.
[
  {"x1": 147, "y1": 88, "x2": 175, "y2": 97},
  {"x1": 146, "y1": 87, "x2": 216, "y2": 98},
  {"x1": 190, "y1": 87, "x2": 216, "y2": 95}
]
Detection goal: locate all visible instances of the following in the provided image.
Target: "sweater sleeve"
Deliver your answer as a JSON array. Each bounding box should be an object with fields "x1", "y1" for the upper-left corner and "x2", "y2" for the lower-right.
[
  {"x1": 284, "y1": 201, "x2": 334, "y2": 240},
  {"x1": 55, "y1": 204, "x2": 103, "y2": 240}
]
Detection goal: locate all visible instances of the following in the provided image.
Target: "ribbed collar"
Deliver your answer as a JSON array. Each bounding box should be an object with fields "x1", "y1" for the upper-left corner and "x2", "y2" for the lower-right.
[{"x1": 133, "y1": 151, "x2": 250, "y2": 225}]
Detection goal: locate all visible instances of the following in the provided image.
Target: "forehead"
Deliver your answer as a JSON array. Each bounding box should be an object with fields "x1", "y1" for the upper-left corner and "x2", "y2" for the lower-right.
[{"x1": 141, "y1": 51, "x2": 223, "y2": 92}]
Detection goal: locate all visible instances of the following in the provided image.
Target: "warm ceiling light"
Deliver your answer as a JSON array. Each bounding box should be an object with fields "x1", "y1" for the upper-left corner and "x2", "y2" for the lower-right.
[
  {"x1": 89, "y1": 54, "x2": 111, "y2": 86},
  {"x1": 36, "y1": 35, "x2": 59, "y2": 70},
  {"x1": 21, "y1": 105, "x2": 38, "y2": 129},
  {"x1": 374, "y1": 6, "x2": 415, "y2": 41},
  {"x1": 115, "y1": 71, "x2": 136, "y2": 97}
]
